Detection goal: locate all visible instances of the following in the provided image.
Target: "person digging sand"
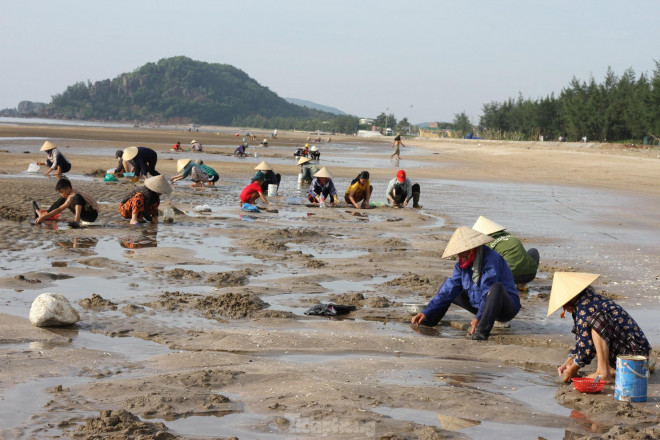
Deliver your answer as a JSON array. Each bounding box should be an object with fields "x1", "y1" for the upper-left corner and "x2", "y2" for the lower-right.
[
  {"x1": 34, "y1": 178, "x2": 98, "y2": 228},
  {"x1": 411, "y1": 226, "x2": 520, "y2": 340},
  {"x1": 37, "y1": 141, "x2": 71, "y2": 178},
  {"x1": 239, "y1": 171, "x2": 272, "y2": 211},
  {"x1": 119, "y1": 175, "x2": 172, "y2": 225},
  {"x1": 549, "y1": 272, "x2": 652, "y2": 384}
]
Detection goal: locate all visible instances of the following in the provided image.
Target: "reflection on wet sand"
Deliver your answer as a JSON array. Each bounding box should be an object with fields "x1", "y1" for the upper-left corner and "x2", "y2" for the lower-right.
[
  {"x1": 56, "y1": 237, "x2": 99, "y2": 249},
  {"x1": 119, "y1": 230, "x2": 158, "y2": 249}
]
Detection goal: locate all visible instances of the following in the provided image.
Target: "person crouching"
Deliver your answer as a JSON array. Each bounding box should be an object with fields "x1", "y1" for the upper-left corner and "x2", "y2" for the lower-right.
[
  {"x1": 119, "y1": 175, "x2": 172, "y2": 225},
  {"x1": 411, "y1": 226, "x2": 520, "y2": 340},
  {"x1": 549, "y1": 272, "x2": 651, "y2": 383}
]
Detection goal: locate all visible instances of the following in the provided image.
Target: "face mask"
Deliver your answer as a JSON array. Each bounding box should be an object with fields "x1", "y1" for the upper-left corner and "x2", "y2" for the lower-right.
[{"x1": 459, "y1": 248, "x2": 477, "y2": 269}]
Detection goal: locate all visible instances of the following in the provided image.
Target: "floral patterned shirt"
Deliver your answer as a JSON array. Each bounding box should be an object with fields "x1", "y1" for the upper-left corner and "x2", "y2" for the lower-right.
[{"x1": 570, "y1": 288, "x2": 651, "y2": 367}]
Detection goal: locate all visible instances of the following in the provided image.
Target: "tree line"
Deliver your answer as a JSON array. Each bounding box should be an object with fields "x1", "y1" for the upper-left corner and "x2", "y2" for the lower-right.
[{"x1": 476, "y1": 62, "x2": 660, "y2": 143}]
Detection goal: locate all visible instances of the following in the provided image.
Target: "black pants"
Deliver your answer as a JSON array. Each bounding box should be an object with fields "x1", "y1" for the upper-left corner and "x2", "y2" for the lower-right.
[
  {"x1": 513, "y1": 248, "x2": 540, "y2": 285},
  {"x1": 47, "y1": 159, "x2": 71, "y2": 174},
  {"x1": 49, "y1": 194, "x2": 98, "y2": 222},
  {"x1": 145, "y1": 160, "x2": 160, "y2": 177},
  {"x1": 423, "y1": 282, "x2": 517, "y2": 336},
  {"x1": 392, "y1": 183, "x2": 420, "y2": 207}
]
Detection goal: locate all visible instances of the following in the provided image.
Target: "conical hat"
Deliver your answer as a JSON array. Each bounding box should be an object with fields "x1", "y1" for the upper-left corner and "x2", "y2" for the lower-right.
[
  {"x1": 40, "y1": 141, "x2": 57, "y2": 151},
  {"x1": 177, "y1": 159, "x2": 191, "y2": 173},
  {"x1": 547, "y1": 272, "x2": 600, "y2": 317},
  {"x1": 313, "y1": 167, "x2": 333, "y2": 179},
  {"x1": 190, "y1": 140, "x2": 197, "y2": 144},
  {"x1": 254, "y1": 161, "x2": 273, "y2": 171},
  {"x1": 472, "y1": 216, "x2": 506, "y2": 235},
  {"x1": 144, "y1": 175, "x2": 172, "y2": 195},
  {"x1": 122, "y1": 146, "x2": 139, "y2": 161},
  {"x1": 297, "y1": 156, "x2": 311, "y2": 165},
  {"x1": 441, "y1": 226, "x2": 493, "y2": 259}
]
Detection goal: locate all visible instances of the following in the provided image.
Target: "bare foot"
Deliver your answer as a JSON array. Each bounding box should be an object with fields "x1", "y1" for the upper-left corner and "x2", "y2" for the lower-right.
[{"x1": 586, "y1": 371, "x2": 614, "y2": 383}]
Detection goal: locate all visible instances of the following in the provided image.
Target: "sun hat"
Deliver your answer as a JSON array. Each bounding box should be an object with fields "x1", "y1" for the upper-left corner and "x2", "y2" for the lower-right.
[
  {"x1": 190, "y1": 140, "x2": 198, "y2": 144},
  {"x1": 262, "y1": 138, "x2": 269, "y2": 143},
  {"x1": 40, "y1": 141, "x2": 57, "y2": 151},
  {"x1": 310, "y1": 145, "x2": 318, "y2": 152},
  {"x1": 297, "y1": 156, "x2": 311, "y2": 165},
  {"x1": 122, "y1": 146, "x2": 139, "y2": 161},
  {"x1": 472, "y1": 216, "x2": 506, "y2": 236},
  {"x1": 314, "y1": 167, "x2": 333, "y2": 179},
  {"x1": 547, "y1": 272, "x2": 600, "y2": 317},
  {"x1": 144, "y1": 175, "x2": 172, "y2": 195},
  {"x1": 252, "y1": 170, "x2": 266, "y2": 181},
  {"x1": 441, "y1": 226, "x2": 493, "y2": 259},
  {"x1": 396, "y1": 170, "x2": 406, "y2": 182},
  {"x1": 177, "y1": 159, "x2": 191, "y2": 173},
  {"x1": 254, "y1": 161, "x2": 273, "y2": 171},
  {"x1": 304, "y1": 143, "x2": 309, "y2": 148}
]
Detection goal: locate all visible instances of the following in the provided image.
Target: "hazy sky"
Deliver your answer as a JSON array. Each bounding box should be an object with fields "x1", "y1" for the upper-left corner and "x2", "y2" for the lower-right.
[{"x1": 2, "y1": 0, "x2": 659, "y2": 124}]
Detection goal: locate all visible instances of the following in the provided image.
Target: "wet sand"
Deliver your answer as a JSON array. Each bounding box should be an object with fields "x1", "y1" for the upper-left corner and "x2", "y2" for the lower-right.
[{"x1": 0, "y1": 122, "x2": 659, "y2": 439}]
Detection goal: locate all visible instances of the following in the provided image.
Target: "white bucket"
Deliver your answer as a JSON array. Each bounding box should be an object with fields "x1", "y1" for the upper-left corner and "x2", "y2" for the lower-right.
[{"x1": 267, "y1": 184, "x2": 278, "y2": 197}]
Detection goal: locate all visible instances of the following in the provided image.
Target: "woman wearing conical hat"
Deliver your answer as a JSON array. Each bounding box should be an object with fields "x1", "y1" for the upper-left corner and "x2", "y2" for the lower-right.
[
  {"x1": 119, "y1": 175, "x2": 172, "y2": 225},
  {"x1": 308, "y1": 167, "x2": 338, "y2": 207},
  {"x1": 472, "y1": 216, "x2": 540, "y2": 285},
  {"x1": 411, "y1": 226, "x2": 520, "y2": 341},
  {"x1": 122, "y1": 146, "x2": 160, "y2": 180},
  {"x1": 298, "y1": 156, "x2": 319, "y2": 185},
  {"x1": 37, "y1": 141, "x2": 71, "y2": 178},
  {"x1": 170, "y1": 159, "x2": 219, "y2": 188},
  {"x1": 549, "y1": 272, "x2": 651, "y2": 383},
  {"x1": 254, "y1": 161, "x2": 280, "y2": 193}
]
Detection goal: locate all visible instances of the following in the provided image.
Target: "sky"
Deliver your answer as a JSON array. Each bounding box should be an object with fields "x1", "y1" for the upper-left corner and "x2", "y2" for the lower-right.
[{"x1": 2, "y1": 0, "x2": 659, "y2": 125}]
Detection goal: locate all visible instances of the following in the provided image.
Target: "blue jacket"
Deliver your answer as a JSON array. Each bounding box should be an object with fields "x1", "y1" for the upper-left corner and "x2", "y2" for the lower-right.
[{"x1": 422, "y1": 246, "x2": 519, "y2": 322}]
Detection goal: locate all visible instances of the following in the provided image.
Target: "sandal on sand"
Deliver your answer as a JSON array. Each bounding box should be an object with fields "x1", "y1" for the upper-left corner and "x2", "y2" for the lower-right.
[{"x1": 32, "y1": 201, "x2": 40, "y2": 219}]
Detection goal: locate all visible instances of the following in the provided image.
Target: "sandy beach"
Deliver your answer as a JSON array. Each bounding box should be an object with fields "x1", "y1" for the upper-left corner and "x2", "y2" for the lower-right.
[{"x1": 0, "y1": 121, "x2": 659, "y2": 439}]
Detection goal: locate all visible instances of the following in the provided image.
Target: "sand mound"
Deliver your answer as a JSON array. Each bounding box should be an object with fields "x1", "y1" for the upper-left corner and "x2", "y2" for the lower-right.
[
  {"x1": 384, "y1": 272, "x2": 447, "y2": 291},
  {"x1": 78, "y1": 294, "x2": 118, "y2": 310},
  {"x1": 197, "y1": 292, "x2": 269, "y2": 319},
  {"x1": 74, "y1": 409, "x2": 176, "y2": 439},
  {"x1": 206, "y1": 269, "x2": 257, "y2": 287},
  {"x1": 0, "y1": 205, "x2": 28, "y2": 222},
  {"x1": 163, "y1": 268, "x2": 202, "y2": 280}
]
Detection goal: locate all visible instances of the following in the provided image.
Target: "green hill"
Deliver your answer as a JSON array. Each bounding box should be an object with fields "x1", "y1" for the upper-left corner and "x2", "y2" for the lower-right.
[{"x1": 45, "y1": 56, "x2": 330, "y2": 125}]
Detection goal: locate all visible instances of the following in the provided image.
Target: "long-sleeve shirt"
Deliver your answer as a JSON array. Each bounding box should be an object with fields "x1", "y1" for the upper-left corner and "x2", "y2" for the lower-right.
[
  {"x1": 47, "y1": 148, "x2": 70, "y2": 171},
  {"x1": 308, "y1": 178, "x2": 337, "y2": 199},
  {"x1": 130, "y1": 147, "x2": 158, "y2": 177},
  {"x1": 486, "y1": 231, "x2": 538, "y2": 277},
  {"x1": 422, "y1": 246, "x2": 519, "y2": 322},
  {"x1": 385, "y1": 177, "x2": 412, "y2": 202},
  {"x1": 570, "y1": 288, "x2": 651, "y2": 367}
]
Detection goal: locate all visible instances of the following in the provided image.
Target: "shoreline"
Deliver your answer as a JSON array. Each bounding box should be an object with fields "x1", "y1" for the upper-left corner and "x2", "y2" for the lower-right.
[{"x1": 0, "y1": 123, "x2": 658, "y2": 439}]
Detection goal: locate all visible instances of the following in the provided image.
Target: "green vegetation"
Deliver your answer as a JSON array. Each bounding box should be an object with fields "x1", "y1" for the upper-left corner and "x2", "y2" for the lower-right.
[
  {"x1": 478, "y1": 62, "x2": 660, "y2": 143},
  {"x1": 43, "y1": 56, "x2": 361, "y2": 132}
]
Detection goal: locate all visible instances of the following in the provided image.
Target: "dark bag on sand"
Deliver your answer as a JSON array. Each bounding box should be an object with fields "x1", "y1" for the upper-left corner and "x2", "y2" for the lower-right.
[{"x1": 304, "y1": 303, "x2": 356, "y2": 316}]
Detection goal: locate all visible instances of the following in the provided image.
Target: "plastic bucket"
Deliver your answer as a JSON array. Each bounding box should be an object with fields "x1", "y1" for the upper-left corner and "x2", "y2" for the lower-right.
[
  {"x1": 614, "y1": 355, "x2": 649, "y2": 402},
  {"x1": 267, "y1": 184, "x2": 278, "y2": 197}
]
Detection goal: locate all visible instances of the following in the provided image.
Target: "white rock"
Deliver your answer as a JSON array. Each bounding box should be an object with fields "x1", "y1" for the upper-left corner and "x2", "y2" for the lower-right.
[{"x1": 29, "y1": 293, "x2": 80, "y2": 327}]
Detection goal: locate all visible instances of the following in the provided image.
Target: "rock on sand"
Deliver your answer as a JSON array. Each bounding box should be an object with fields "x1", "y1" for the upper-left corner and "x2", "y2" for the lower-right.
[{"x1": 29, "y1": 293, "x2": 80, "y2": 327}]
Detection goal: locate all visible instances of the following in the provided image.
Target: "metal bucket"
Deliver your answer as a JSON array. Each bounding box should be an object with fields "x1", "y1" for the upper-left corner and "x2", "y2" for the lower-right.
[{"x1": 614, "y1": 355, "x2": 649, "y2": 402}]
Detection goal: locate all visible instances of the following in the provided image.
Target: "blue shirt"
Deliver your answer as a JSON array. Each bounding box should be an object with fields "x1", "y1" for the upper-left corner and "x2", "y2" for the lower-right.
[{"x1": 422, "y1": 246, "x2": 519, "y2": 322}]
